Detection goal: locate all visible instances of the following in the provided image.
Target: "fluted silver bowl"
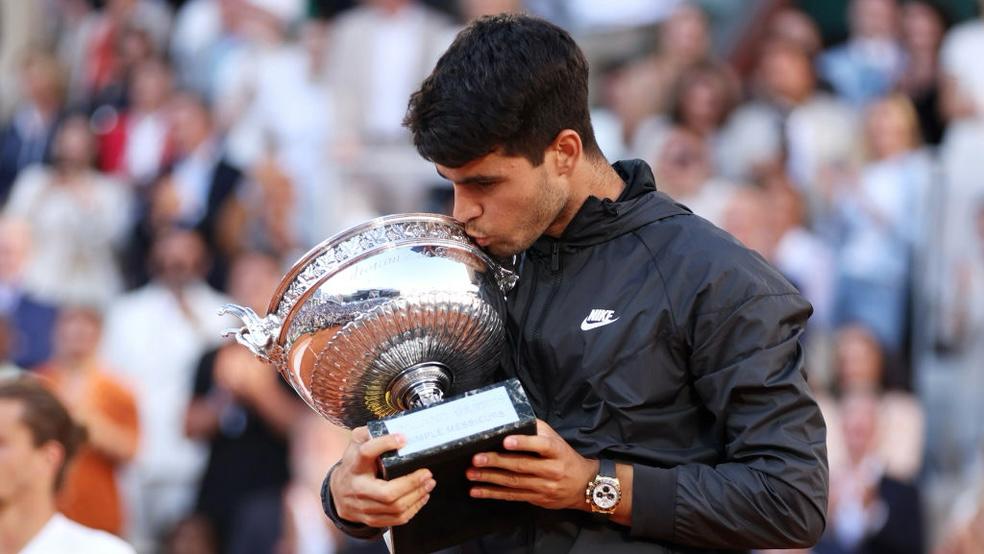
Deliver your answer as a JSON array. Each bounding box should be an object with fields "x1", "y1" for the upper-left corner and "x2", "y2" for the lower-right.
[{"x1": 220, "y1": 213, "x2": 517, "y2": 429}]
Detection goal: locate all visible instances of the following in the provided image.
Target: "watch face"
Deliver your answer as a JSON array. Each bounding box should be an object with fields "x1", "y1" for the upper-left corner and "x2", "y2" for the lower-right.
[{"x1": 591, "y1": 478, "x2": 620, "y2": 510}]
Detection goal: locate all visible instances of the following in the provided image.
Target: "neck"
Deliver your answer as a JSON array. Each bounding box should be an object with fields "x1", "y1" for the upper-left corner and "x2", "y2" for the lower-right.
[
  {"x1": 545, "y1": 156, "x2": 624, "y2": 237},
  {"x1": 0, "y1": 493, "x2": 55, "y2": 553}
]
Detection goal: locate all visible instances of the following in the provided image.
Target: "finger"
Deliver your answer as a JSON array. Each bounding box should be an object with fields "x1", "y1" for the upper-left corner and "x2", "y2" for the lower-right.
[
  {"x1": 364, "y1": 493, "x2": 431, "y2": 528},
  {"x1": 470, "y1": 484, "x2": 540, "y2": 503},
  {"x1": 356, "y1": 468, "x2": 434, "y2": 506},
  {"x1": 473, "y1": 451, "x2": 551, "y2": 476},
  {"x1": 360, "y1": 474, "x2": 436, "y2": 516},
  {"x1": 501, "y1": 434, "x2": 556, "y2": 455},
  {"x1": 357, "y1": 433, "x2": 406, "y2": 461},
  {"x1": 465, "y1": 467, "x2": 550, "y2": 491}
]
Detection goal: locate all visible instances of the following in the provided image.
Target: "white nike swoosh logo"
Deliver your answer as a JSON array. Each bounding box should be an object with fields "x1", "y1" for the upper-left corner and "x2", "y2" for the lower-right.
[{"x1": 580, "y1": 316, "x2": 620, "y2": 331}]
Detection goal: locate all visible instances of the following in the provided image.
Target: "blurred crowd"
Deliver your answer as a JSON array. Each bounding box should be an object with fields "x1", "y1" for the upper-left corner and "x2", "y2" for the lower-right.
[{"x1": 1, "y1": 0, "x2": 984, "y2": 552}]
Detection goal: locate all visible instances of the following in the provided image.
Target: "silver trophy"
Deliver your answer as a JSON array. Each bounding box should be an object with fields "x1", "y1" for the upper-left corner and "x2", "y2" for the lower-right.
[{"x1": 221, "y1": 213, "x2": 536, "y2": 554}]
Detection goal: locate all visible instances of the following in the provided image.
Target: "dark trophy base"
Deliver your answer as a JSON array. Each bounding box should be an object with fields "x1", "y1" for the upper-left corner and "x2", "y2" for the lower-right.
[{"x1": 367, "y1": 378, "x2": 536, "y2": 554}]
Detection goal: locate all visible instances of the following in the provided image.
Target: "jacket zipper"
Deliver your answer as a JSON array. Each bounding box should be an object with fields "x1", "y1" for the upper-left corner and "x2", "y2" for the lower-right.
[{"x1": 532, "y1": 240, "x2": 563, "y2": 416}]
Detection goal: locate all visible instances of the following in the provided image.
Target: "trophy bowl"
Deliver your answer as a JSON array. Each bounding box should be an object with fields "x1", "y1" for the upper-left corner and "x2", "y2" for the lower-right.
[{"x1": 219, "y1": 213, "x2": 519, "y2": 430}]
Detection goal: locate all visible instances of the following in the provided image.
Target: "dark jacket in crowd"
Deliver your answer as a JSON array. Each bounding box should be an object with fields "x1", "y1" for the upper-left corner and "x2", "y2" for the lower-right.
[{"x1": 325, "y1": 159, "x2": 829, "y2": 553}]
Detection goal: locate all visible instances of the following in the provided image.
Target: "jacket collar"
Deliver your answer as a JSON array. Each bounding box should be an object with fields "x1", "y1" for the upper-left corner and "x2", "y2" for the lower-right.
[{"x1": 529, "y1": 159, "x2": 691, "y2": 254}]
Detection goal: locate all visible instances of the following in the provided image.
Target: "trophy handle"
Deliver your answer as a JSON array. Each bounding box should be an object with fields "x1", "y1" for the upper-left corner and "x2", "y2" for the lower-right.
[
  {"x1": 494, "y1": 266, "x2": 518, "y2": 293},
  {"x1": 218, "y1": 304, "x2": 282, "y2": 363}
]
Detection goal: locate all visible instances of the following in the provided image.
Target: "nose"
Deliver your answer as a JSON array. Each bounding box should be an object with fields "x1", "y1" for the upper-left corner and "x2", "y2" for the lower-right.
[{"x1": 452, "y1": 185, "x2": 482, "y2": 225}]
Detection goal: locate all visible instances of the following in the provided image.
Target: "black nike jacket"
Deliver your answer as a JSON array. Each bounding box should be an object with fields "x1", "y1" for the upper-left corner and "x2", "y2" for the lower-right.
[{"x1": 324, "y1": 159, "x2": 829, "y2": 553}]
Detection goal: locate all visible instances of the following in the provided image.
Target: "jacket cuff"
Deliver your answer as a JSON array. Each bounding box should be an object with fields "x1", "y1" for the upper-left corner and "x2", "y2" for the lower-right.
[
  {"x1": 321, "y1": 463, "x2": 385, "y2": 539},
  {"x1": 629, "y1": 464, "x2": 677, "y2": 542}
]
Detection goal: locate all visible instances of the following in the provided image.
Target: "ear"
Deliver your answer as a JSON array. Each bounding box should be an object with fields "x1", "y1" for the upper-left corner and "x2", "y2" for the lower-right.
[
  {"x1": 38, "y1": 440, "x2": 66, "y2": 487},
  {"x1": 548, "y1": 129, "x2": 583, "y2": 178}
]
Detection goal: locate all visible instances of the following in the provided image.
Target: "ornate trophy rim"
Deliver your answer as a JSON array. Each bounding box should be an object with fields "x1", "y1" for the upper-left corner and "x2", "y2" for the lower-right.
[{"x1": 267, "y1": 213, "x2": 514, "y2": 343}]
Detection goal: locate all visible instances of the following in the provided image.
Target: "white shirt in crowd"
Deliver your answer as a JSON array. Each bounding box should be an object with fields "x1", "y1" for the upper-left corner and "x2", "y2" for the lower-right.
[{"x1": 19, "y1": 513, "x2": 135, "y2": 554}]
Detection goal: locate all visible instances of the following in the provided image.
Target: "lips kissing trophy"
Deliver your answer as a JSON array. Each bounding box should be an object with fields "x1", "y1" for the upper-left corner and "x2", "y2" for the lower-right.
[{"x1": 220, "y1": 213, "x2": 536, "y2": 554}]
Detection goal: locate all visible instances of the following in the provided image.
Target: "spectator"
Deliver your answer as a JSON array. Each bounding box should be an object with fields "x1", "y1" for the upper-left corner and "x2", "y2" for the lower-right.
[
  {"x1": 3, "y1": 114, "x2": 132, "y2": 307},
  {"x1": 719, "y1": 37, "x2": 859, "y2": 201},
  {"x1": 831, "y1": 94, "x2": 932, "y2": 362},
  {"x1": 102, "y1": 228, "x2": 232, "y2": 548},
  {"x1": 36, "y1": 306, "x2": 139, "y2": 536},
  {"x1": 818, "y1": 0, "x2": 905, "y2": 108},
  {"x1": 762, "y1": 172, "x2": 836, "y2": 333},
  {"x1": 633, "y1": 60, "x2": 740, "y2": 174},
  {"x1": 939, "y1": 0, "x2": 984, "y2": 121},
  {"x1": 0, "y1": 217, "x2": 57, "y2": 369},
  {"x1": 815, "y1": 390, "x2": 924, "y2": 554},
  {"x1": 0, "y1": 376, "x2": 135, "y2": 553},
  {"x1": 596, "y1": 4, "x2": 714, "y2": 160},
  {"x1": 931, "y1": 198, "x2": 984, "y2": 472},
  {"x1": 87, "y1": 24, "x2": 159, "y2": 113},
  {"x1": 60, "y1": 0, "x2": 172, "y2": 105},
  {"x1": 651, "y1": 125, "x2": 739, "y2": 227},
  {"x1": 822, "y1": 323, "x2": 925, "y2": 483},
  {"x1": 898, "y1": 0, "x2": 949, "y2": 145},
  {"x1": 185, "y1": 251, "x2": 304, "y2": 551},
  {"x1": 148, "y1": 91, "x2": 242, "y2": 289},
  {"x1": 328, "y1": 0, "x2": 457, "y2": 213},
  {"x1": 97, "y1": 56, "x2": 175, "y2": 187},
  {"x1": 0, "y1": 49, "x2": 66, "y2": 204}
]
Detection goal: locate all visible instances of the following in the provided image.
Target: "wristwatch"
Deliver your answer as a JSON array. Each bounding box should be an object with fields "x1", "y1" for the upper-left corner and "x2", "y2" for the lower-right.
[{"x1": 585, "y1": 459, "x2": 621, "y2": 515}]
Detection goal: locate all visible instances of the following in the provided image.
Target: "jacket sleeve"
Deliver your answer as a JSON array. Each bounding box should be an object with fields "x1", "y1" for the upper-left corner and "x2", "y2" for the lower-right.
[
  {"x1": 629, "y1": 291, "x2": 829, "y2": 549},
  {"x1": 321, "y1": 463, "x2": 386, "y2": 539}
]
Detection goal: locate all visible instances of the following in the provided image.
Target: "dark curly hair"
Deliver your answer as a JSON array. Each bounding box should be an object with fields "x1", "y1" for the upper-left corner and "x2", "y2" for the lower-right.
[{"x1": 404, "y1": 14, "x2": 601, "y2": 168}]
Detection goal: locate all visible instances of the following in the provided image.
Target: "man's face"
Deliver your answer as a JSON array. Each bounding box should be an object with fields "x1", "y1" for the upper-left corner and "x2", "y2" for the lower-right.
[
  {"x1": 0, "y1": 400, "x2": 52, "y2": 506},
  {"x1": 437, "y1": 151, "x2": 568, "y2": 258}
]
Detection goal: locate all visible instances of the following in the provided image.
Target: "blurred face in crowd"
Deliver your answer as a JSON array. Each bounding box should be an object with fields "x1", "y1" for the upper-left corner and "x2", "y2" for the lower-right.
[
  {"x1": 19, "y1": 51, "x2": 64, "y2": 110},
  {"x1": 52, "y1": 116, "x2": 95, "y2": 173},
  {"x1": 655, "y1": 126, "x2": 711, "y2": 198},
  {"x1": 53, "y1": 308, "x2": 102, "y2": 364},
  {"x1": 170, "y1": 94, "x2": 212, "y2": 155},
  {"x1": 850, "y1": 0, "x2": 899, "y2": 41},
  {"x1": 758, "y1": 41, "x2": 815, "y2": 105},
  {"x1": 768, "y1": 8, "x2": 822, "y2": 58},
  {"x1": 835, "y1": 324, "x2": 884, "y2": 391},
  {"x1": 151, "y1": 230, "x2": 208, "y2": 289},
  {"x1": 841, "y1": 391, "x2": 880, "y2": 464},
  {"x1": 227, "y1": 253, "x2": 281, "y2": 313},
  {"x1": 660, "y1": 5, "x2": 710, "y2": 66},
  {"x1": 130, "y1": 59, "x2": 173, "y2": 113},
  {"x1": 864, "y1": 96, "x2": 920, "y2": 160},
  {"x1": 0, "y1": 399, "x2": 58, "y2": 506},
  {"x1": 440, "y1": 150, "x2": 568, "y2": 258},
  {"x1": 675, "y1": 67, "x2": 733, "y2": 135},
  {"x1": 721, "y1": 187, "x2": 775, "y2": 259},
  {"x1": 901, "y1": 1, "x2": 945, "y2": 54}
]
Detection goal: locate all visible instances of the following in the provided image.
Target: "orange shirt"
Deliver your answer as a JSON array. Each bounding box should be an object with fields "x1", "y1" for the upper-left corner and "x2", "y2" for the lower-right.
[{"x1": 38, "y1": 366, "x2": 139, "y2": 536}]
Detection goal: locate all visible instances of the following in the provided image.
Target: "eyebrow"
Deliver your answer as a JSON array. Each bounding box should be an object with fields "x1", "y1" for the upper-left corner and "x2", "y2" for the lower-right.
[{"x1": 435, "y1": 168, "x2": 503, "y2": 185}]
